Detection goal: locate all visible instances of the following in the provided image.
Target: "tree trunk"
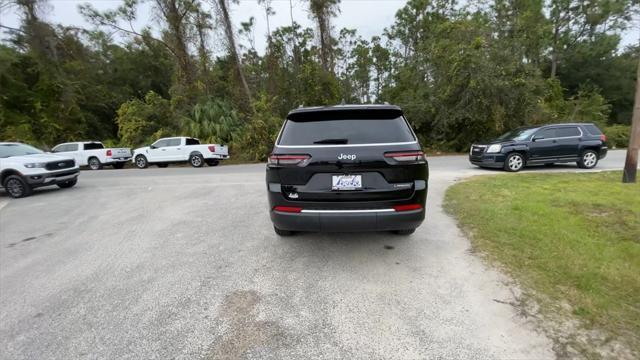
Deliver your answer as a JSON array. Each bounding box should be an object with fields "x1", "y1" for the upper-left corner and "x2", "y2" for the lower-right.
[
  {"x1": 216, "y1": 0, "x2": 252, "y2": 104},
  {"x1": 622, "y1": 58, "x2": 640, "y2": 183}
]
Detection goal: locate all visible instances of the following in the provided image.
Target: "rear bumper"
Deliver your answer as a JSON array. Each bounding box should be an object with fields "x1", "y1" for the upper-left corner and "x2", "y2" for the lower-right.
[
  {"x1": 469, "y1": 153, "x2": 506, "y2": 168},
  {"x1": 599, "y1": 147, "x2": 608, "y2": 159},
  {"x1": 271, "y1": 208, "x2": 425, "y2": 232},
  {"x1": 104, "y1": 157, "x2": 131, "y2": 164},
  {"x1": 24, "y1": 169, "x2": 79, "y2": 187}
]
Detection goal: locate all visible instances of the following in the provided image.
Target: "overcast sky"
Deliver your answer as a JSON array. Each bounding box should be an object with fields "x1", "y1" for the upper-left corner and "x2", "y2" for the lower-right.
[{"x1": 0, "y1": 0, "x2": 638, "y2": 54}]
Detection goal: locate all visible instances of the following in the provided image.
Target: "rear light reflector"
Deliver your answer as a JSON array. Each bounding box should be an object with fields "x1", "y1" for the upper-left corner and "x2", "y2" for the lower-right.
[
  {"x1": 208, "y1": 145, "x2": 216, "y2": 152},
  {"x1": 384, "y1": 151, "x2": 426, "y2": 162},
  {"x1": 273, "y1": 206, "x2": 303, "y2": 213},
  {"x1": 268, "y1": 154, "x2": 311, "y2": 166},
  {"x1": 600, "y1": 134, "x2": 607, "y2": 142},
  {"x1": 393, "y1": 204, "x2": 423, "y2": 212},
  {"x1": 106, "y1": 149, "x2": 112, "y2": 157}
]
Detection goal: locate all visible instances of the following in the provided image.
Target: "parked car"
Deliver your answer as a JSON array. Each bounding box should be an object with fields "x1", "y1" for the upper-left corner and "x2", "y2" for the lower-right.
[
  {"x1": 52, "y1": 141, "x2": 132, "y2": 170},
  {"x1": 132, "y1": 137, "x2": 229, "y2": 168},
  {"x1": 266, "y1": 104, "x2": 428, "y2": 236},
  {"x1": 0, "y1": 142, "x2": 79, "y2": 198},
  {"x1": 469, "y1": 123, "x2": 608, "y2": 172}
]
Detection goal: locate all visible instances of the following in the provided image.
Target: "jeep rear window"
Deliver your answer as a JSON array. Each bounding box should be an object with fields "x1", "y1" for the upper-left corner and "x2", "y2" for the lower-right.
[
  {"x1": 278, "y1": 116, "x2": 415, "y2": 146},
  {"x1": 583, "y1": 124, "x2": 603, "y2": 136}
]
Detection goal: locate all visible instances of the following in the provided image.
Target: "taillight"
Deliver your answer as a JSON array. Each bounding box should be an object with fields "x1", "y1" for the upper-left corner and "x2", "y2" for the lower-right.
[
  {"x1": 106, "y1": 149, "x2": 112, "y2": 157},
  {"x1": 268, "y1": 154, "x2": 311, "y2": 167},
  {"x1": 384, "y1": 151, "x2": 426, "y2": 162},
  {"x1": 393, "y1": 204, "x2": 423, "y2": 212},
  {"x1": 600, "y1": 134, "x2": 607, "y2": 142},
  {"x1": 273, "y1": 206, "x2": 302, "y2": 213},
  {"x1": 208, "y1": 145, "x2": 216, "y2": 152}
]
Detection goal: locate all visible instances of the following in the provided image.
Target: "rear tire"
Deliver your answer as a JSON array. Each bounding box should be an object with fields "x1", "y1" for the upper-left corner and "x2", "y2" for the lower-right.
[
  {"x1": 113, "y1": 162, "x2": 125, "y2": 169},
  {"x1": 88, "y1": 157, "x2": 102, "y2": 170},
  {"x1": 189, "y1": 153, "x2": 204, "y2": 168},
  {"x1": 135, "y1": 155, "x2": 148, "y2": 169},
  {"x1": 57, "y1": 178, "x2": 77, "y2": 188},
  {"x1": 3, "y1": 175, "x2": 33, "y2": 198},
  {"x1": 504, "y1": 153, "x2": 525, "y2": 172},
  {"x1": 274, "y1": 226, "x2": 294, "y2": 236},
  {"x1": 393, "y1": 229, "x2": 415, "y2": 235},
  {"x1": 577, "y1": 150, "x2": 598, "y2": 169}
]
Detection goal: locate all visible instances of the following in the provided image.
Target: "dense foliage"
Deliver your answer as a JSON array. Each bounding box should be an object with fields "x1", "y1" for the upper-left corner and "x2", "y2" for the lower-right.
[{"x1": 1, "y1": 0, "x2": 638, "y2": 158}]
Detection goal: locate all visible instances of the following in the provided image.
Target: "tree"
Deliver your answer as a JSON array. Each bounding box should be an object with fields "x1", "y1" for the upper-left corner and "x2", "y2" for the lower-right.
[
  {"x1": 308, "y1": 0, "x2": 340, "y2": 72},
  {"x1": 213, "y1": 0, "x2": 252, "y2": 105},
  {"x1": 623, "y1": 58, "x2": 640, "y2": 183}
]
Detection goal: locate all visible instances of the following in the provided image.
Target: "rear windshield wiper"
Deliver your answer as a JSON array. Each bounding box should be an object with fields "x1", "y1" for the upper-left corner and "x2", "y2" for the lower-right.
[{"x1": 312, "y1": 138, "x2": 348, "y2": 144}]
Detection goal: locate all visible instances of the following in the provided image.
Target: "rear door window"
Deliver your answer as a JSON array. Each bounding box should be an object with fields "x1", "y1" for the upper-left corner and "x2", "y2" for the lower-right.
[
  {"x1": 167, "y1": 138, "x2": 182, "y2": 146},
  {"x1": 278, "y1": 116, "x2": 415, "y2": 146},
  {"x1": 185, "y1": 138, "x2": 200, "y2": 145},
  {"x1": 556, "y1": 127, "x2": 581, "y2": 137}
]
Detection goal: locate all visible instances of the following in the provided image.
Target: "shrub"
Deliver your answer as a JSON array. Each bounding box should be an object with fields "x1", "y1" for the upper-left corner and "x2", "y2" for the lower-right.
[
  {"x1": 604, "y1": 125, "x2": 630, "y2": 149},
  {"x1": 116, "y1": 91, "x2": 176, "y2": 147}
]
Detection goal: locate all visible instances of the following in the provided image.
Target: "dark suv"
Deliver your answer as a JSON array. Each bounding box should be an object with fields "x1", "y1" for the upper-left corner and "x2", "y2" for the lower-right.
[
  {"x1": 266, "y1": 105, "x2": 428, "y2": 236},
  {"x1": 469, "y1": 123, "x2": 608, "y2": 172}
]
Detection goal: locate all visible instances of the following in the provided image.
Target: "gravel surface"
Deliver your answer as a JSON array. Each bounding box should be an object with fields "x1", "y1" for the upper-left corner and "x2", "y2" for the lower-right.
[{"x1": 0, "y1": 150, "x2": 630, "y2": 359}]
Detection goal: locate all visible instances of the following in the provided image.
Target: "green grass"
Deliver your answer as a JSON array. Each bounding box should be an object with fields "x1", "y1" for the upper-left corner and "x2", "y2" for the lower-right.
[{"x1": 445, "y1": 171, "x2": 640, "y2": 353}]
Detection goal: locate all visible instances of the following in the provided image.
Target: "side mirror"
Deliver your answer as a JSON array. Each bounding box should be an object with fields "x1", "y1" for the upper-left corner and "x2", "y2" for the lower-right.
[
  {"x1": 532, "y1": 135, "x2": 543, "y2": 142},
  {"x1": 150, "y1": 145, "x2": 157, "y2": 149}
]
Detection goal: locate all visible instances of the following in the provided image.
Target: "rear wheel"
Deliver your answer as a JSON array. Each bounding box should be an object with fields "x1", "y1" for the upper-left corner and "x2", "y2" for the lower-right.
[
  {"x1": 113, "y1": 162, "x2": 125, "y2": 169},
  {"x1": 57, "y1": 178, "x2": 77, "y2": 188},
  {"x1": 190, "y1": 153, "x2": 204, "y2": 168},
  {"x1": 274, "y1": 226, "x2": 294, "y2": 236},
  {"x1": 393, "y1": 229, "x2": 415, "y2": 235},
  {"x1": 135, "y1": 155, "x2": 148, "y2": 169},
  {"x1": 504, "y1": 153, "x2": 525, "y2": 172},
  {"x1": 577, "y1": 150, "x2": 598, "y2": 169},
  {"x1": 3, "y1": 175, "x2": 33, "y2": 198},
  {"x1": 88, "y1": 157, "x2": 102, "y2": 170}
]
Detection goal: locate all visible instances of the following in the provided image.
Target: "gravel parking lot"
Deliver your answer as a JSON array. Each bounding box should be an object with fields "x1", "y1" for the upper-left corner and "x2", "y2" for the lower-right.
[{"x1": 0, "y1": 151, "x2": 630, "y2": 359}]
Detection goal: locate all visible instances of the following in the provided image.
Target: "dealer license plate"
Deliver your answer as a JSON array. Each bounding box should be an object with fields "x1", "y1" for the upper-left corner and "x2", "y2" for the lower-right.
[{"x1": 332, "y1": 175, "x2": 362, "y2": 190}]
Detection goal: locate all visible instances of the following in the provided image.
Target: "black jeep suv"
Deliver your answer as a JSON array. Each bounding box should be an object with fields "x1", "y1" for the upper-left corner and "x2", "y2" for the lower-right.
[
  {"x1": 469, "y1": 123, "x2": 608, "y2": 172},
  {"x1": 266, "y1": 105, "x2": 428, "y2": 236}
]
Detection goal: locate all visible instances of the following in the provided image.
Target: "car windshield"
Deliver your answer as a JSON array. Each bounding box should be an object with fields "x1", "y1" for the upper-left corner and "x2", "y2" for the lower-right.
[
  {"x1": 496, "y1": 127, "x2": 538, "y2": 141},
  {"x1": 0, "y1": 143, "x2": 44, "y2": 158}
]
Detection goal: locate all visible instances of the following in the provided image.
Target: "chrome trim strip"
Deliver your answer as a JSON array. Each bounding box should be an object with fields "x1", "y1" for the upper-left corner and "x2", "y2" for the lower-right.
[
  {"x1": 276, "y1": 141, "x2": 418, "y2": 148},
  {"x1": 300, "y1": 209, "x2": 395, "y2": 213}
]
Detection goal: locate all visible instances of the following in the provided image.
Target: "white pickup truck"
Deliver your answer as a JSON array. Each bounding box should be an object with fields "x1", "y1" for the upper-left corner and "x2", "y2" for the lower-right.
[
  {"x1": 52, "y1": 141, "x2": 132, "y2": 170},
  {"x1": 132, "y1": 137, "x2": 229, "y2": 168},
  {"x1": 1, "y1": 142, "x2": 80, "y2": 198}
]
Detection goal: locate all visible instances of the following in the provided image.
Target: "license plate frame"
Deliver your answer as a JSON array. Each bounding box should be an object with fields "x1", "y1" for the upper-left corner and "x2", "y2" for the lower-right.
[{"x1": 332, "y1": 174, "x2": 362, "y2": 191}]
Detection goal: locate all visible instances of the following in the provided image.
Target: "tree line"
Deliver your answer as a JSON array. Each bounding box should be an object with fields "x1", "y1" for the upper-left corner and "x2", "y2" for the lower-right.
[{"x1": 1, "y1": 0, "x2": 638, "y2": 160}]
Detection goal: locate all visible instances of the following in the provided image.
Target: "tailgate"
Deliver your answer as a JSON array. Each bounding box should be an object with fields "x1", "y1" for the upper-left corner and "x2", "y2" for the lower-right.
[
  {"x1": 212, "y1": 145, "x2": 228, "y2": 156},
  {"x1": 110, "y1": 148, "x2": 132, "y2": 158}
]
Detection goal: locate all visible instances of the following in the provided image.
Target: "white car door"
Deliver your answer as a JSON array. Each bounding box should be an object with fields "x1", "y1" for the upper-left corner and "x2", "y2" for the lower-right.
[
  {"x1": 163, "y1": 138, "x2": 185, "y2": 161},
  {"x1": 148, "y1": 139, "x2": 170, "y2": 162}
]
